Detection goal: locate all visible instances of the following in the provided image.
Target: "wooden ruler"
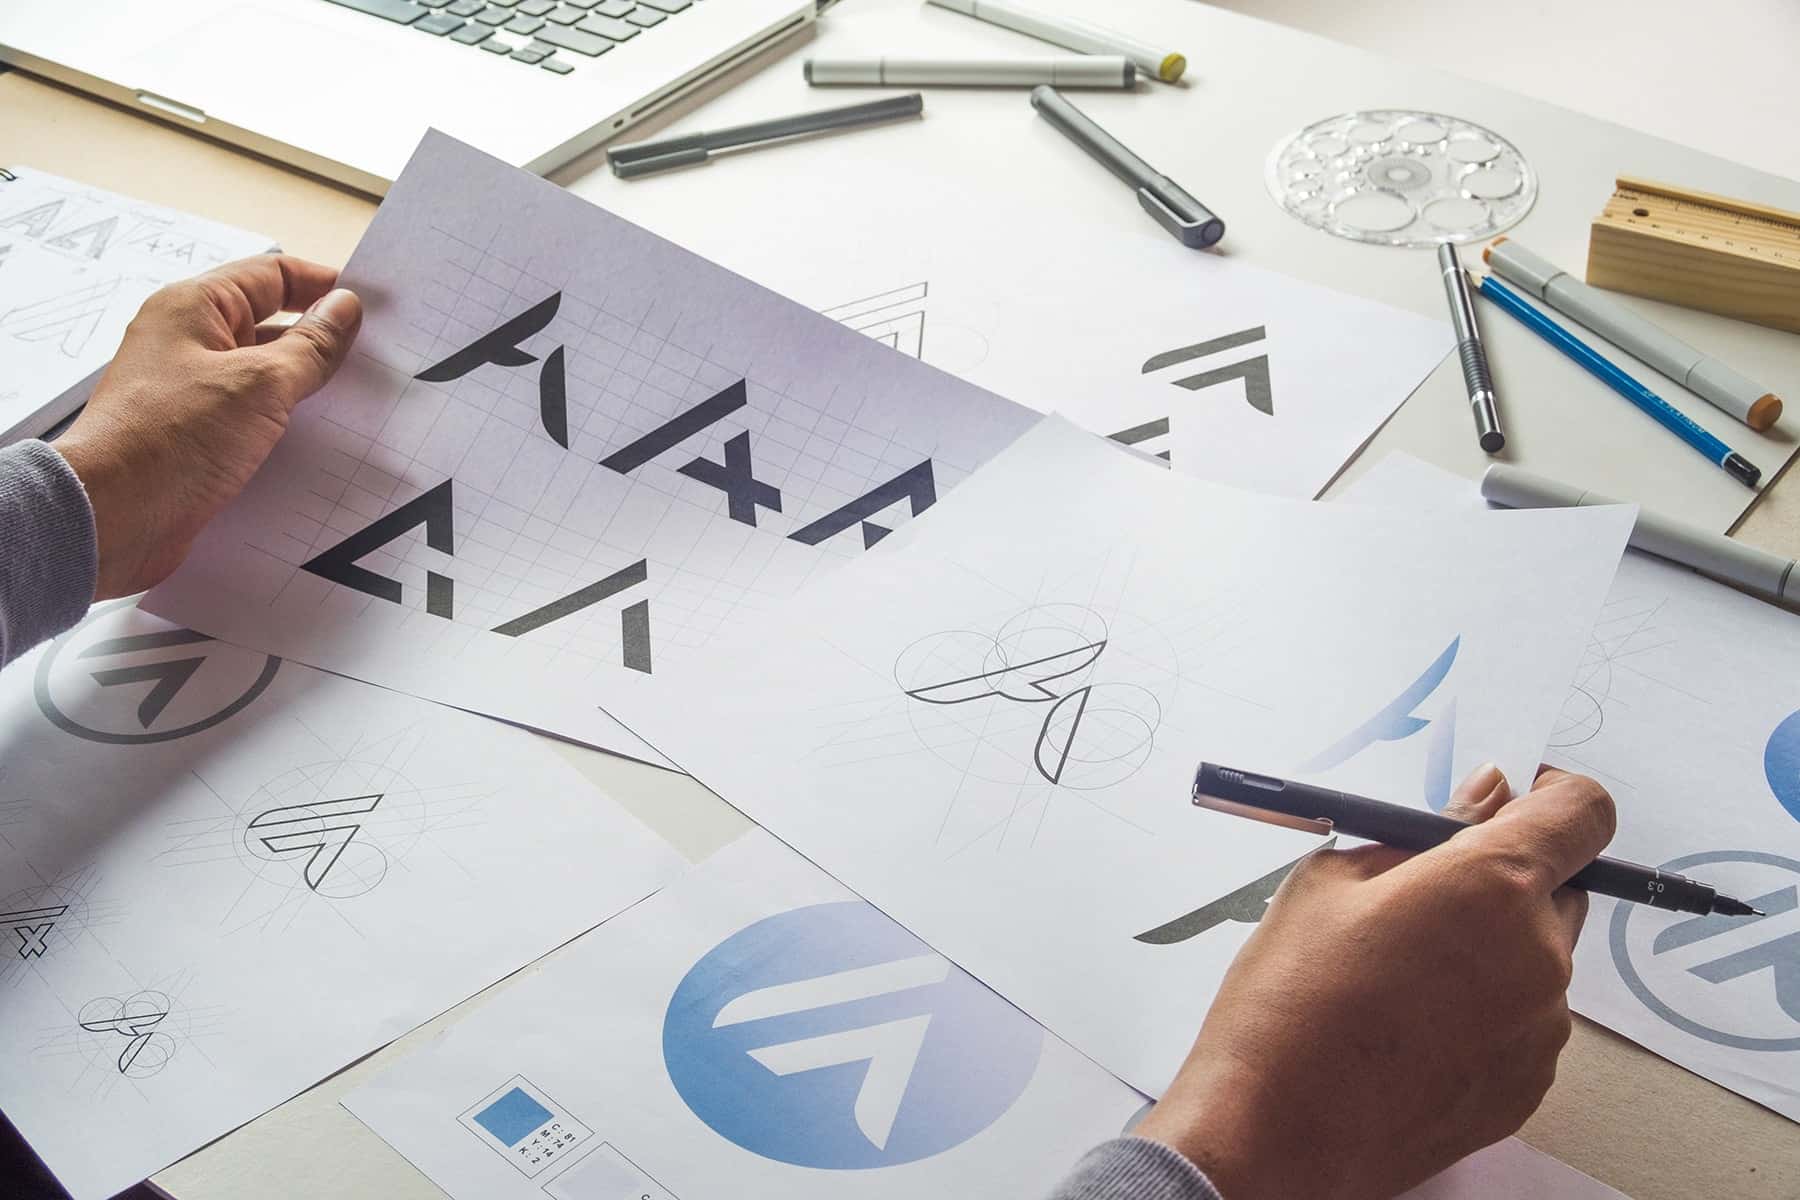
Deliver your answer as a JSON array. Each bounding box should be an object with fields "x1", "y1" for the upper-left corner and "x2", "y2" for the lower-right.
[{"x1": 1587, "y1": 175, "x2": 1800, "y2": 334}]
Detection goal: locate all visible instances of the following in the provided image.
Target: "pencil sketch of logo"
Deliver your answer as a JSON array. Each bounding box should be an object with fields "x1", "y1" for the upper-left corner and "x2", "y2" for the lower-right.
[
  {"x1": 664, "y1": 900, "x2": 1041, "y2": 1168},
  {"x1": 821, "y1": 280, "x2": 992, "y2": 375},
  {"x1": 0, "y1": 870, "x2": 118, "y2": 986},
  {"x1": 1764, "y1": 709, "x2": 1800, "y2": 826},
  {"x1": 244, "y1": 791, "x2": 388, "y2": 897},
  {"x1": 1610, "y1": 850, "x2": 1800, "y2": 1052},
  {"x1": 159, "y1": 739, "x2": 485, "y2": 919},
  {"x1": 34, "y1": 599, "x2": 280, "y2": 745},
  {"x1": 894, "y1": 605, "x2": 1165, "y2": 792},
  {"x1": 76, "y1": 990, "x2": 177, "y2": 1078}
]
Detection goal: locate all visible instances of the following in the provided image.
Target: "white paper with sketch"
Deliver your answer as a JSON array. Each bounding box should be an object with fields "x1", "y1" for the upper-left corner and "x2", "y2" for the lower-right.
[
  {"x1": 1344, "y1": 452, "x2": 1800, "y2": 1124},
  {"x1": 599, "y1": 418, "x2": 1634, "y2": 1094},
  {"x1": 343, "y1": 828, "x2": 1622, "y2": 1200},
  {"x1": 0, "y1": 601, "x2": 683, "y2": 1200},
  {"x1": 571, "y1": 0, "x2": 1451, "y2": 500},
  {"x1": 0, "y1": 166, "x2": 276, "y2": 444},
  {"x1": 144, "y1": 131, "x2": 1041, "y2": 765}
]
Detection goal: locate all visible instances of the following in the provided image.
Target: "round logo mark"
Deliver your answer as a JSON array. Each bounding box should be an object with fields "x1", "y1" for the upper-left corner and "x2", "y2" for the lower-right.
[
  {"x1": 34, "y1": 600, "x2": 279, "y2": 745},
  {"x1": 663, "y1": 901, "x2": 1042, "y2": 1168},
  {"x1": 1610, "y1": 850, "x2": 1800, "y2": 1052},
  {"x1": 1765, "y1": 710, "x2": 1800, "y2": 825}
]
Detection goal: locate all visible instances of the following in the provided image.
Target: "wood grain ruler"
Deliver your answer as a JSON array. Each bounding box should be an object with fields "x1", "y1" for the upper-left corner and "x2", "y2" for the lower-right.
[{"x1": 1588, "y1": 176, "x2": 1800, "y2": 334}]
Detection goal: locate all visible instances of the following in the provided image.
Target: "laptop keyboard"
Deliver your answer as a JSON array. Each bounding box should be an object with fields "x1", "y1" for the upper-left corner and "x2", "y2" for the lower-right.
[{"x1": 319, "y1": 0, "x2": 697, "y2": 74}]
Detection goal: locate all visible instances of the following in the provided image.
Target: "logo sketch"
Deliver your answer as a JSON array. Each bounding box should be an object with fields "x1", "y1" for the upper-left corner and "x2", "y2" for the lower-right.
[
  {"x1": 245, "y1": 792, "x2": 386, "y2": 894},
  {"x1": 663, "y1": 900, "x2": 1042, "y2": 1168},
  {"x1": 1610, "y1": 850, "x2": 1800, "y2": 1052},
  {"x1": 34, "y1": 599, "x2": 280, "y2": 745},
  {"x1": 0, "y1": 903, "x2": 68, "y2": 959},
  {"x1": 895, "y1": 605, "x2": 1163, "y2": 792},
  {"x1": 77, "y1": 991, "x2": 175, "y2": 1078}
]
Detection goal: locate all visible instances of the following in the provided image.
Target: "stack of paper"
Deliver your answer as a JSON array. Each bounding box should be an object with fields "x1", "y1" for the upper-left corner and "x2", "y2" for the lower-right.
[
  {"x1": 0, "y1": 167, "x2": 276, "y2": 444},
  {"x1": 0, "y1": 601, "x2": 683, "y2": 1200}
]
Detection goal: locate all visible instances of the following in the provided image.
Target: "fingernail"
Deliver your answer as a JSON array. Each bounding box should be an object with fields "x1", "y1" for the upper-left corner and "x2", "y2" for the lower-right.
[
  {"x1": 1452, "y1": 762, "x2": 1504, "y2": 806},
  {"x1": 305, "y1": 288, "x2": 360, "y2": 327}
]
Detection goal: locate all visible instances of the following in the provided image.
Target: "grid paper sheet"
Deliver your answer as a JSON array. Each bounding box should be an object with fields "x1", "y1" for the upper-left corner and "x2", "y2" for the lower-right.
[{"x1": 146, "y1": 132, "x2": 1042, "y2": 763}]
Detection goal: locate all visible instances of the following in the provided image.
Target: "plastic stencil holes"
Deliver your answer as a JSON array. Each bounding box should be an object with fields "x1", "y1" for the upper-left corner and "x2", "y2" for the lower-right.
[{"x1": 1266, "y1": 109, "x2": 1537, "y2": 247}]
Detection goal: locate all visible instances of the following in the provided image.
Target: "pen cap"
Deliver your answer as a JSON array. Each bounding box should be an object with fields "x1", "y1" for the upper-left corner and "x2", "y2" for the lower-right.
[
  {"x1": 1140, "y1": 183, "x2": 1224, "y2": 249},
  {"x1": 1483, "y1": 237, "x2": 1562, "y2": 300}
]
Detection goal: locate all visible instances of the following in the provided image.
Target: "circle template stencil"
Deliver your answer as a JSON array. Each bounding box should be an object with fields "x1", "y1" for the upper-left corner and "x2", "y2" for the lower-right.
[{"x1": 1266, "y1": 110, "x2": 1537, "y2": 247}]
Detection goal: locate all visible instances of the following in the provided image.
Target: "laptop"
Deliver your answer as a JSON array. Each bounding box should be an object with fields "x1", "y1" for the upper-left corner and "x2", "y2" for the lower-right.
[{"x1": 0, "y1": 0, "x2": 820, "y2": 194}]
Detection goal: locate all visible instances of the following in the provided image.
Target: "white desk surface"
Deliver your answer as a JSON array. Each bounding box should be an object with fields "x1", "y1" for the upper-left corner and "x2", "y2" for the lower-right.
[{"x1": 2, "y1": 1, "x2": 1797, "y2": 1198}]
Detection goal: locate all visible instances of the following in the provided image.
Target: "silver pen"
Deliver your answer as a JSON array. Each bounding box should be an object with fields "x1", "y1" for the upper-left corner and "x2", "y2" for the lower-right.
[
  {"x1": 1437, "y1": 243, "x2": 1504, "y2": 454},
  {"x1": 1030, "y1": 85, "x2": 1223, "y2": 249}
]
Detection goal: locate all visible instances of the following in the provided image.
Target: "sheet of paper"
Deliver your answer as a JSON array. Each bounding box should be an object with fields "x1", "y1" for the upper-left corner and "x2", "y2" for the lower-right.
[
  {"x1": 144, "y1": 131, "x2": 1042, "y2": 766},
  {"x1": 344, "y1": 828, "x2": 1615, "y2": 1200},
  {"x1": 0, "y1": 167, "x2": 276, "y2": 444},
  {"x1": 570, "y1": 0, "x2": 1451, "y2": 501},
  {"x1": 1345, "y1": 453, "x2": 1800, "y2": 1124},
  {"x1": 0, "y1": 601, "x2": 684, "y2": 1200},
  {"x1": 597, "y1": 417, "x2": 1632, "y2": 1094},
  {"x1": 342, "y1": 828, "x2": 1140, "y2": 1199}
]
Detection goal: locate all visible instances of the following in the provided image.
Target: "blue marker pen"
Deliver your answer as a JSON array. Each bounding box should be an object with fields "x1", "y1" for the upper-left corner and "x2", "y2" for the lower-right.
[{"x1": 1476, "y1": 274, "x2": 1761, "y2": 488}]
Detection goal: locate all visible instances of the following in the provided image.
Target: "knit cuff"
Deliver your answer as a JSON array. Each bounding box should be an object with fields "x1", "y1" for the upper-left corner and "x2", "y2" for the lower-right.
[
  {"x1": 1054, "y1": 1137, "x2": 1226, "y2": 1200},
  {"x1": 0, "y1": 440, "x2": 97, "y2": 667}
]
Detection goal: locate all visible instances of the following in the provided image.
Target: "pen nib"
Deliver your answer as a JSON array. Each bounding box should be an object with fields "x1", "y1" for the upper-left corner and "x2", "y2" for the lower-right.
[{"x1": 1711, "y1": 895, "x2": 1764, "y2": 917}]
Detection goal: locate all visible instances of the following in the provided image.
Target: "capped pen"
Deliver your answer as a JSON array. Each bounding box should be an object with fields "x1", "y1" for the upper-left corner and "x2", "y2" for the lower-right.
[
  {"x1": 607, "y1": 94, "x2": 924, "y2": 179},
  {"x1": 1477, "y1": 274, "x2": 1762, "y2": 489},
  {"x1": 1437, "y1": 244, "x2": 1504, "y2": 453},
  {"x1": 1191, "y1": 762, "x2": 1764, "y2": 917},
  {"x1": 1030, "y1": 85, "x2": 1223, "y2": 249},
  {"x1": 806, "y1": 55, "x2": 1135, "y2": 89},
  {"x1": 926, "y1": 0, "x2": 1187, "y2": 84}
]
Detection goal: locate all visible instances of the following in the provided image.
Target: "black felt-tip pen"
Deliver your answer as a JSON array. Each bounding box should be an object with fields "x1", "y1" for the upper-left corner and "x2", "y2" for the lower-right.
[{"x1": 1192, "y1": 762, "x2": 1764, "y2": 917}]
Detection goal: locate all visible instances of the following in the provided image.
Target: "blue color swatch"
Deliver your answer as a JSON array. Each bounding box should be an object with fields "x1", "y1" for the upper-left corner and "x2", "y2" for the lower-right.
[{"x1": 474, "y1": 1087, "x2": 553, "y2": 1147}]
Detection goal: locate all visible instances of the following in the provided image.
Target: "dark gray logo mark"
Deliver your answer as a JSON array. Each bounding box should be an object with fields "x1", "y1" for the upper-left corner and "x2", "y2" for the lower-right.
[
  {"x1": 34, "y1": 599, "x2": 280, "y2": 745},
  {"x1": 1610, "y1": 850, "x2": 1800, "y2": 1051},
  {"x1": 1110, "y1": 327, "x2": 1273, "y2": 461},
  {"x1": 1135, "y1": 841, "x2": 1334, "y2": 945},
  {"x1": 1141, "y1": 326, "x2": 1273, "y2": 415}
]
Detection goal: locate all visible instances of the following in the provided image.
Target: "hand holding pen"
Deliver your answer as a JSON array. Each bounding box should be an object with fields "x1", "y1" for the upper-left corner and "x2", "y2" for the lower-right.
[{"x1": 1137, "y1": 766, "x2": 1617, "y2": 1199}]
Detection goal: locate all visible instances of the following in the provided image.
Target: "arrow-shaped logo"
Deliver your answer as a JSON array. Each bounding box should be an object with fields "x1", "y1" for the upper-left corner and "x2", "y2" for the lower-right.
[{"x1": 715, "y1": 953, "x2": 950, "y2": 1150}]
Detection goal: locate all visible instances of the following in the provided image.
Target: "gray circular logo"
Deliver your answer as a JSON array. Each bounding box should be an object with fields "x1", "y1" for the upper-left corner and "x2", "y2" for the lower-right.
[
  {"x1": 1609, "y1": 849, "x2": 1800, "y2": 1052},
  {"x1": 34, "y1": 600, "x2": 280, "y2": 745}
]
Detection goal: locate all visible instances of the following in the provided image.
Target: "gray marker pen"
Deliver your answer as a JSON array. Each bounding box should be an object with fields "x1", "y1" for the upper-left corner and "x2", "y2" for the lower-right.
[
  {"x1": 1485, "y1": 238, "x2": 1783, "y2": 431},
  {"x1": 1437, "y1": 244, "x2": 1503, "y2": 453}
]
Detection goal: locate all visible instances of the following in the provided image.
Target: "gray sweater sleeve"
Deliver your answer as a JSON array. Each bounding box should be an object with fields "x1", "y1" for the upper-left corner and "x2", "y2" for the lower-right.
[
  {"x1": 0, "y1": 440, "x2": 97, "y2": 668},
  {"x1": 1051, "y1": 1138, "x2": 1225, "y2": 1200}
]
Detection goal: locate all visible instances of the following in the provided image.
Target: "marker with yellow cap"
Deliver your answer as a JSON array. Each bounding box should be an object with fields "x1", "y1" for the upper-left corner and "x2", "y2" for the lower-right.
[{"x1": 925, "y1": 0, "x2": 1188, "y2": 84}]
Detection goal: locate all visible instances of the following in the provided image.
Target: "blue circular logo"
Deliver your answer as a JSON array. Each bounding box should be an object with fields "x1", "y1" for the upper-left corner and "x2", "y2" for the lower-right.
[
  {"x1": 1765, "y1": 710, "x2": 1800, "y2": 824},
  {"x1": 1609, "y1": 849, "x2": 1800, "y2": 1052},
  {"x1": 663, "y1": 900, "x2": 1042, "y2": 1168}
]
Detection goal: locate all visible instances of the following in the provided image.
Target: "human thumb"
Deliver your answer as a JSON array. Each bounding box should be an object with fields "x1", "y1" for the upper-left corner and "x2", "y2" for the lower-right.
[{"x1": 256, "y1": 288, "x2": 363, "y2": 411}]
